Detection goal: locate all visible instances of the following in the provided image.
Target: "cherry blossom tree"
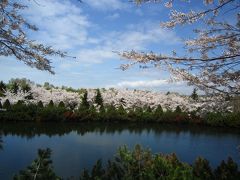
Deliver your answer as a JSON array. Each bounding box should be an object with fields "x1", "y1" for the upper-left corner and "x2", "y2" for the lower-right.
[
  {"x1": 0, "y1": 0, "x2": 69, "y2": 74},
  {"x1": 120, "y1": 0, "x2": 240, "y2": 97}
]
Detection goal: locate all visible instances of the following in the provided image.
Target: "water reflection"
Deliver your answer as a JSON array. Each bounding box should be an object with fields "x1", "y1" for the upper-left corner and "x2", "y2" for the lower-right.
[
  {"x1": 0, "y1": 122, "x2": 239, "y2": 139},
  {"x1": 0, "y1": 123, "x2": 239, "y2": 179}
]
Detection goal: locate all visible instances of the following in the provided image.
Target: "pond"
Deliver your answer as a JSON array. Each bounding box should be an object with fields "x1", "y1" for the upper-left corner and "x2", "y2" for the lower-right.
[{"x1": 0, "y1": 123, "x2": 239, "y2": 179}]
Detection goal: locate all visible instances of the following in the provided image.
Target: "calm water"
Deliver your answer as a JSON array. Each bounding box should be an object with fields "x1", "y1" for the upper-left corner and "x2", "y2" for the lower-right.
[{"x1": 0, "y1": 123, "x2": 240, "y2": 179}]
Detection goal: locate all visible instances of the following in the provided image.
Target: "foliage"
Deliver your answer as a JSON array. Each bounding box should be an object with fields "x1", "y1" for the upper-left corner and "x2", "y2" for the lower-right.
[
  {"x1": 214, "y1": 157, "x2": 240, "y2": 180},
  {"x1": 0, "y1": 1, "x2": 68, "y2": 73},
  {"x1": 9, "y1": 81, "x2": 19, "y2": 94},
  {"x1": 1, "y1": 87, "x2": 240, "y2": 127},
  {"x1": 37, "y1": 101, "x2": 44, "y2": 108},
  {"x1": 121, "y1": 0, "x2": 240, "y2": 97},
  {"x1": 48, "y1": 100, "x2": 54, "y2": 108},
  {"x1": 13, "y1": 144, "x2": 240, "y2": 179},
  {"x1": 94, "y1": 89, "x2": 103, "y2": 106},
  {"x1": 13, "y1": 148, "x2": 60, "y2": 180},
  {"x1": 58, "y1": 101, "x2": 65, "y2": 108},
  {"x1": 193, "y1": 157, "x2": 214, "y2": 180},
  {"x1": 79, "y1": 145, "x2": 240, "y2": 180},
  {"x1": 80, "y1": 91, "x2": 90, "y2": 110},
  {"x1": 191, "y1": 88, "x2": 199, "y2": 101},
  {"x1": 175, "y1": 106, "x2": 182, "y2": 113},
  {"x1": 3, "y1": 99, "x2": 11, "y2": 109},
  {"x1": 0, "y1": 81, "x2": 6, "y2": 97}
]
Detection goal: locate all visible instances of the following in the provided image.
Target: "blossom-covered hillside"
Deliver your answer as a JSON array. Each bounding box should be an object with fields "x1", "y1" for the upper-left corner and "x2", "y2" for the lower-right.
[{"x1": 0, "y1": 81, "x2": 232, "y2": 113}]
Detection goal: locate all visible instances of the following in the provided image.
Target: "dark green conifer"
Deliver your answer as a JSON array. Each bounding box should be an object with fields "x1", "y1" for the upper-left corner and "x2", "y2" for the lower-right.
[
  {"x1": 94, "y1": 89, "x2": 103, "y2": 106},
  {"x1": 117, "y1": 105, "x2": 126, "y2": 115},
  {"x1": 48, "y1": 100, "x2": 54, "y2": 107},
  {"x1": 155, "y1": 105, "x2": 163, "y2": 115},
  {"x1": 3, "y1": 99, "x2": 11, "y2": 109},
  {"x1": 193, "y1": 157, "x2": 214, "y2": 180},
  {"x1": 175, "y1": 106, "x2": 182, "y2": 113},
  {"x1": 10, "y1": 81, "x2": 19, "y2": 94},
  {"x1": 37, "y1": 101, "x2": 44, "y2": 108},
  {"x1": 58, "y1": 101, "x2": 65, "y2": 108},
  {"x1": 214, "y1": 157, "x2": 240, "y2": 179},
  {"x1": 0, "y1": 81, "x2": 6, "y2": 92},
  {"x1": 80, "y1": 91, "x2": 90, "y2": 109},
  {"x1": 13, "y1": 148, "x2": 59, "y2": 180},
  {"x1": 191, "y1": 88, "x2": 198, "y2": 101}
]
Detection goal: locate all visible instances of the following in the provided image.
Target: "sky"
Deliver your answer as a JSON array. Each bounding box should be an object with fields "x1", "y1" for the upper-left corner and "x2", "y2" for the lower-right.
[{"x1": 0, "y1": 0, "x2": 215, "y2": 94}]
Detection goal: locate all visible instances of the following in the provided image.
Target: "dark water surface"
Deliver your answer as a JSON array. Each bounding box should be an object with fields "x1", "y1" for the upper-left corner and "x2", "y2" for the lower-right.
[{"x1": 0, "y1": 123, "x2": 239, "y2": 179}]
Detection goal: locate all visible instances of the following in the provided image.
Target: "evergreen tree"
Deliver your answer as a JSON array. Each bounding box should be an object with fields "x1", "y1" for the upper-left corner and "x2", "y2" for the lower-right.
[
  {"x1": 193, "y1": 157, "x2": 213, "y2": 180},
  {"x1": 10, "y1": 81, "x2": 19, "y2": 94},
  {"x1": 155, "y1": 105, "x2": 163, "y2": 115},
  {"x1": 16, "y1": 100, "x2": 24, "y2": 106},
  {"x1": 214, "y1": 157, "x2": 240, "y2": 180},
  {"x1": 13, "y1": 148, "x2": 60, "y2": 180},
  {"x1": 191, "y1": 88, "x2": 198, "y2": 101},
  {"x1": 117, "y1": 105, "x2": 126, "y2": 116},
  {"x1": 94, "y1": 89, "x2": 103, "y2": 106},
  {"x1": 37, "y1": 101, "x2": 44, "y2": 108},
  {"x1": 21, "y1": 83, "x2": 31, "y2": 93},
  {"x1": 58, "y1": 101, "x2": 65, "y2": 108},
  {"x1": 0, "y1": 81, "x2": 6, "y2": 92},
  {"x1": 80, "y1": 91, "x2": 90, "y2": 109},
  {"x1": 175, "y1": 106, "x2": 182, "y2": 113},
  {"x1": 0, "y1": 101, "x2": 2, "y2": 109},
  {"x1": 99, "y1": 105, "x2": 105, "y2": 114},
  {"x1": 146, "y1": 106, "x2": 152, "y2": 113},
  {"x1": 3, "y1": 99, "x2": 11, "y2": 109},
  {"x1": 48, "y1": 100, "x2": 54, "y2": 108}
]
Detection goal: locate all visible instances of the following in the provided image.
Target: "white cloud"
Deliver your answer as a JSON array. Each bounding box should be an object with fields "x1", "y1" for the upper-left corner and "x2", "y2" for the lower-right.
[
  {"x1": 76, "y1": 48, "x2": 117, "y2": 64},
  {"x1": 23, "y1": 0, "x2": 91, "y2": 50},
  {"x1": 85, "y1": 0, "x2": 128, "y2": 11},
  {"x1": 107, "y1": 79, "x2": 169, "y2": 88},
  {"x1": 72, "y1": 21, "x2": 180, "y2": 65}
]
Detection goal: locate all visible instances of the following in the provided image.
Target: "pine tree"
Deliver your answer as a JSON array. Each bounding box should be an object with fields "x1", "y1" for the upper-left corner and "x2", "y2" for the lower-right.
[
  {"x1": 99, "y1": 105, "x2": 105, "y2": 114},
  {"x1": 94, "y1": 89, "x2": 103, "y2": 106},
  {"x1": 16, "y1": 100, "x2": 24, "y2": 106},
  {"x1": 58, "y1": 101, "x2": 65, "y2": 108},
  {"x1": 0, "y1": 101, "x2": 2, "y2": 109},
  {"x1": 13, "y1": 148, "x2": 60, "y2": 180},
  {"x1": 117, "y1": 105, "x2": 126, "y2": 116},
  {"x1": 21, "y1": 83, "x2": 31, "y2": 93},
  {"x1": 10, "y1": 81, "x2": 19, "y2": 94},
  {"x1": 37, "y1": 101, "x2": 44, "y2": 108},
  {"x1": 3, "y1": 99, "x2": 11, "y2": 109},
  {"x1": 0, "y1": 81, "x2": 6, "y2": 93},
  {"x1": 191, "y1": 88, "x2": 198, "y2": 101},
  {"x1": 80, "y1": 91, "x2": 90, "y2": 109},
  {"x1": 193, "y1": 157, "x2": 213, "y2": 180},
  {"x1": 155, "y1": 105, "x2": 163, "y2": 115},
  {"x1": 48, "y1": 100, "x2": 54, "y2": 108},
  {"x1": 175, "y1": 106, "x2": 182, "y2": 113}
]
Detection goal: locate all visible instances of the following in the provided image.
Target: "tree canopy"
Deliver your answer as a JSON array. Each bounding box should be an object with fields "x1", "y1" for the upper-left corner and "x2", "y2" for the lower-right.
[
  {"x1": 120, "y1": 0, "x2": 240, "y2": 97},
  {"x1": 0, "y1": 0, "x2": 69, "y2": 74}
]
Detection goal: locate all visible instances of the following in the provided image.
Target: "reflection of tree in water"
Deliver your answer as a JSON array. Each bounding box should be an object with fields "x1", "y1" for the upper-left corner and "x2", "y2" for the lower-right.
[
  {"x1": 0, "y1": 134, "x2": 3, "y2": 150},
  {"x1": 0, "y1": 122, "x2": 239, "y2": 139}
]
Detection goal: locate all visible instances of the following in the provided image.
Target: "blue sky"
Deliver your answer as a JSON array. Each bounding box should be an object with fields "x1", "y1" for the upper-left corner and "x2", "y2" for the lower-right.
[{"x1": 0, "y1": 0, "x2": 214, "y2": 94}]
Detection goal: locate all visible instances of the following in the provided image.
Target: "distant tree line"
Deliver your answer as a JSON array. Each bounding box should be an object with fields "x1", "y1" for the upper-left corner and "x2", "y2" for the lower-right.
[{"x1": 0, "y1": 89, "x2": 240, "y2": 128}]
